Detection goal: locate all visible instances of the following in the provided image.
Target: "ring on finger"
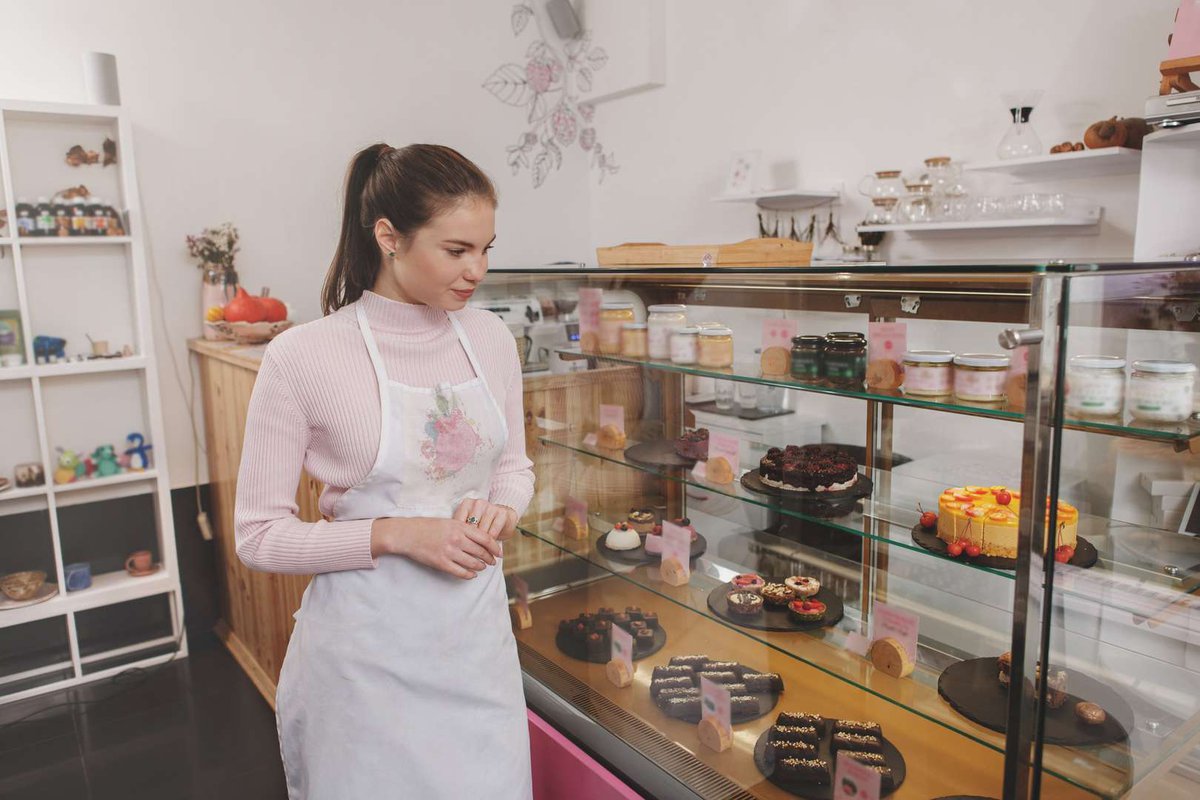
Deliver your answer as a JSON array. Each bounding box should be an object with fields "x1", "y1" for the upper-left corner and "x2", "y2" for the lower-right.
[{"x1": 466, "y1": 515, "x2": 479, "y2": 525}]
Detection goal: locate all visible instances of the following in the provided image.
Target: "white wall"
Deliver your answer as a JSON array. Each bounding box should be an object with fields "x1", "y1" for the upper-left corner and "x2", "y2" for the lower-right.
[
  {"x1": 0, "y1": 0, "x2": 596, "y2": 488},
  {"x1": 588, "y1": 0, "x2": 1178, "y2": 262}
]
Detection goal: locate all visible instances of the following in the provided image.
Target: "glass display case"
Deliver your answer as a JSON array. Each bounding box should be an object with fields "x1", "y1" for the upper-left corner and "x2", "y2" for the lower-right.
[{"x1": 483, "y1": 261, "x2": 1200, "y2": 800}]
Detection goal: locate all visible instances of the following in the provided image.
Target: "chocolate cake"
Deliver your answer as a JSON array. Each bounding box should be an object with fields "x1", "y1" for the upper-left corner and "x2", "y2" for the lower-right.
[
  {"x1": 830, "y1": 732, "x2": 883, "y2": 754},
  {"x1": 766, "y1": 740, "x2": 819, "y2": 761},
  {"x1": 770, "y1": 725, "x2": 821, "y2": 745},
  {"x1": 743, "y1": 672, "x2": 784, "y2": 693},
  {"x1": 777, "y1": 712, "x2": 825, "y2": 734},
  {"x1": 758, "y1": 444, "x2": 859, "y2": 492},
  {"x1": 674, "y1": 427, "x2": 709, "y2": 460},
  {"x1": 774, "y1": 757, "x2": 830, "y2": 784},
  {"x1": 652, "y1": 665, "x2": 695, "y2": 681}
]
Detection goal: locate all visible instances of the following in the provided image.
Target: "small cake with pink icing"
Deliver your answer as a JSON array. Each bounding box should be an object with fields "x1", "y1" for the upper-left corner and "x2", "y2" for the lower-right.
[
  {"x1": 605, "y1": 521, "x2": 642, "y2": 551},
  {"x1": 784, "y1": 575, "x2": 821, "y2": 599}
]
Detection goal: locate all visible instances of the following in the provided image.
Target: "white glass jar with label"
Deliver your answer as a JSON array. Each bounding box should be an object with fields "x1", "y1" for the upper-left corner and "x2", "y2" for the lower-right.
[
  {"x1": 599, "y1": 303, "x2": 634, "y2": 354},
  {"x1": 620, "y1": 322, "x2": 648, "y2": 358},
  {"x1": 952, "y1": 353, "x2": 1010, "y2": 402},
  {"x1": 1128, "y1": 360, "x2": 1196, "y2": 423},
  {"x1": 1065, "y1": 356, "x2": 1125, "y2": 418},
  {"x1": 901, "y1": 350, "x2": 955, "y2": 397},
  {"x1": 647, "y1": 304, "x2": 687, "y2": 359},
  {"x1": 670, "y1": 326, "x2": 700, "y2": 365}
]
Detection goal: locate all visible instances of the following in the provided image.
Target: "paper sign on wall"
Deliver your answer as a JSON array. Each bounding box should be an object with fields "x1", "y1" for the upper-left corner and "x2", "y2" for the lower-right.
[
  {"x1": 703, "y1": 431, "x2": 740, "y2": 485},
  {"x1": 660, "y1": 519, "x2": 691, "y2": 585},
  {"x1": 761, "y1": 318, "x2": 799, "y2": 351},
  {"x1": 835, "y1": 751, "x2": 882, "y2": 800},
  {"x1": 611, "y1": 622, "x2": 634, "y2": 672},
  {"x1": 871, "y1": 602, "x2": 920, "y2": 662},
  {"x1": 577, "y1": 288, "x2": 603, "y2": 352},
  {"x1": 700, "y1": 676, "x2": 732, "y2": 734}
]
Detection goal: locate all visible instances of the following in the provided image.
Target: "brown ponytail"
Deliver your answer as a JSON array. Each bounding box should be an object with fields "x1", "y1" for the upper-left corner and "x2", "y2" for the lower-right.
[{"x1": 322, "y1": 143, "x2": 497, "y2": 314}]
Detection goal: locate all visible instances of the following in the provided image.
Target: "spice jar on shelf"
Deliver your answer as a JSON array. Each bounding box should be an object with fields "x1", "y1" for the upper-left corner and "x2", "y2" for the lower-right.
[
  {"x1": 599, "y1": 303, "x2": 634, "y2": 354},
  {"x1": 647, "y1": 304, "x2": 686, "y2": 359},
  {"x1": 697, "y1": 326, "x2": 734, "y2": 369},
  {"x1": 1128, "y1": 360, "x2": 1196, "y2": 423},
  {"x1": 790, "y1": 335, "x2": 824, "y2": 383},
  {"x1": 670, "y1": 326, "x2": 700, "y2": 365},
  {"x1": 1065, "y1": 356, "x2": 1125, "y2": 418},
  {"x1": 824, "y1": 335, "x2": 867, "y2": 389},
  {"x1": 953, "y1": 353, "x2": 1010, "y2": 402},
  {"x1": 902, "y1": 350, "x2": 955, "y2": 397},
  {"x1": 620, "y1": 322, "x2": 648, "y2": 358}
]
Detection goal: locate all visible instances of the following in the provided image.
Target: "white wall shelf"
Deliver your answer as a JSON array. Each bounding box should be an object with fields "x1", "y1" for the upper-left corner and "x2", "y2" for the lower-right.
[
  {"x1": 859, "y1": 210, "x2": 1103, "y2": 238},
  {"x1": 712, "y1": 188, "x2": 840, "y2": 211},
  {"x1": 964, "y1": 148, "x2": 1141, "y2": 181},
  {"x1": 0, "y1": 99, "x2": 185, "y2": 702},
  {"x1": 16, "y1": 236, "x2": 131, "y2": 247}
]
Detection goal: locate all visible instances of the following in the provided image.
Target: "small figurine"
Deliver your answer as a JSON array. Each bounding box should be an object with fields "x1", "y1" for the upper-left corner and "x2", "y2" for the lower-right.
[
  {"x1": 124, "y1": 433, "x2": 153, "y2": 471},
  {"x1": 92, "y1": 445, "x2": 121, "y2": 478},
  {"x1": 15, "y1": 462, "x2": 45, "y2": 488},
  {"x1": 33, "y1": 336, "x2": 68, "y2": 363},
  {"x1": 54, "y1": 448, "x2": 81, "y2": 485}
]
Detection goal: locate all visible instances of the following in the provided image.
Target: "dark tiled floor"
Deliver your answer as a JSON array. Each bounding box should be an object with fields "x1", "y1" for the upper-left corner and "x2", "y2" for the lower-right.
[{"x1": 0, "y1": 644, "x2": 286, "y2": 800}]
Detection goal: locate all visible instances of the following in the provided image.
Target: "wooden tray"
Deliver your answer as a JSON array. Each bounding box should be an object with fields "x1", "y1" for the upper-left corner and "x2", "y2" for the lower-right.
[{"x1": 596, "y1": 237, "x2": 813, "y2": 268}]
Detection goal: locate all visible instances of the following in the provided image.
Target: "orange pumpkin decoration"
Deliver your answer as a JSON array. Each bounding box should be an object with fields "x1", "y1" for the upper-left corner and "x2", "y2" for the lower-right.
[
  {"x1": 259, "y1": 295, "x2": 288, "y2": 323},
  {"x1": 224, "y1": 287, "x2": 266, "y2": 323}
]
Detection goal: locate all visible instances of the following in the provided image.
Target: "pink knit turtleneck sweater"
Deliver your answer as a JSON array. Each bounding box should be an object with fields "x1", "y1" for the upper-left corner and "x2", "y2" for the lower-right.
[{"x1": 234, "y1": 290, "x2": 534, "y2": 575}]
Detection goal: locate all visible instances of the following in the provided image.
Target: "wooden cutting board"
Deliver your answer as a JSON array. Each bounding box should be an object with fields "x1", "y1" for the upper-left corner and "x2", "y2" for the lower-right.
[{"x1": 596, "y1": 237, "x2": 812, "y2": 268}]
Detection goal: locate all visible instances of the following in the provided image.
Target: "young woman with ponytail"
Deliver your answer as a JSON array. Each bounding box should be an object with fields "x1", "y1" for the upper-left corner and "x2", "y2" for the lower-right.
[{"x1": 234, "y1": 143, "x2": 534, "y2": 798}]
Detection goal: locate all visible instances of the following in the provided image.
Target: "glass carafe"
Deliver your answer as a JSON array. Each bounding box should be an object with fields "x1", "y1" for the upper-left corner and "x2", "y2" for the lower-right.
[
  {"x1": 898, "y1": 183, "x2": 935, "y2": 224},
  {"x1": 997, "y1": 90, "x2": 1044, "y2": 160},
  {"x1": 857, "y1": 170, "x2": 904, "y2": 202}
]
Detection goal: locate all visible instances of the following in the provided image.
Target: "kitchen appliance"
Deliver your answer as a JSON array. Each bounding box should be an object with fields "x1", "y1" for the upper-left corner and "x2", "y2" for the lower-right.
[
  {"x1": 1145, "y1": 89, "x2": 1200, "y2": 127},
  {"x1": 470, "y1": 296, "x2": 543, "y2": 326}
]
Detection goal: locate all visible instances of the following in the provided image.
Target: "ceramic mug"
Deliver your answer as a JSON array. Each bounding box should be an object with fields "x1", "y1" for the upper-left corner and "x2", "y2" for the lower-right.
[
  {"x1": 91, "y1": 340, "x2": 110, "y2": 356},
  {"x1": 64, "y1": 562, "x2": 92, "y2": 592},
  {"x1": 125, "y1": 550, "x2": 153, "y2": 574}
]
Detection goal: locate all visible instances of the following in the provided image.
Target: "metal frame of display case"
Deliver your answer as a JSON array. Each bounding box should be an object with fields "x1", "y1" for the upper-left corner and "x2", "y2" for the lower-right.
[{"x1": 488, "y1": 262, "x2": 1200, "y2": 800}]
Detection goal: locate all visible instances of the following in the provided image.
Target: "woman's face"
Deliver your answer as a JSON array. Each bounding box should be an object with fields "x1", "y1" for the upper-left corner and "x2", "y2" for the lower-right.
[{"x1": 373, "y1": 196, "x2": 495, "y2": 309}]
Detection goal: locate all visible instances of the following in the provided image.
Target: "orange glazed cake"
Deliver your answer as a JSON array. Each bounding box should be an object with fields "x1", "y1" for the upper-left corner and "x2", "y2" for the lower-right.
[{"x1": 937, "y1": 486, "x2": 1078, "y2": 559}]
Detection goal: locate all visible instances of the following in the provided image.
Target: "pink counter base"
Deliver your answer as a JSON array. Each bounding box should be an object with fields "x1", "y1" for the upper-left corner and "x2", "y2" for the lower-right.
[{"x1": 528, "y1": 710, "x2": 641, "y2": 800}]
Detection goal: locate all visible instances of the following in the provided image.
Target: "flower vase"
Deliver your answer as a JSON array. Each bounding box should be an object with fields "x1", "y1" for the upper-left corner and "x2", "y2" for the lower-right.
[{"x1": 201, "y1": 265, "x2": 238, "y2": 340}]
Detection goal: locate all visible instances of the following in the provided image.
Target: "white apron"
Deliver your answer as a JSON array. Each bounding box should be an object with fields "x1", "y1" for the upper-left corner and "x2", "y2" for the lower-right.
[{"x1": 275, "y1": 302, "x2": 532, "y2": 799}]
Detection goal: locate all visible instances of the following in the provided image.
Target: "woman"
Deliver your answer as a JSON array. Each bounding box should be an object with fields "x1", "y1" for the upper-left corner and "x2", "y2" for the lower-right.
[{"x1": 234, "y1": 143, "x2": 534, "y2": 798}]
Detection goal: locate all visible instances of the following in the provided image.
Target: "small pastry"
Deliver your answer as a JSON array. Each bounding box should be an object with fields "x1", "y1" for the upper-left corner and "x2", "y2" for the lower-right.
[
  {"x1": 702, "y1": 661, "x2": 743, "y2": 675},
  {"x1": 769, "y1": 725, "x2": 820, "y2": 745},
  {"x1": 743, "y1": 672, "x2": 784, "y2": 693},
  {"x1": 585, "y1": 632, "x2": 606, "y2": 660},
  {"x1": 727, "y1": 590, "x2": 764, "y2": 617},
  {"x1": 596, "y1": 607, "x2": 615, "y2": 622},
  {"x1": 761, "y1": 345, "x2": 790, "y2": 376},
  {"x1": 695, "y1": 670, "x2": 740, "y2": 684},
  {"x1": 627, "y1": 508, "x2": 656, "y2": 534},
  {"x1": 865, "y1": 765, "x2": 896, "y2": 791},
  {"x1": 833, "y1": 720, "x2": 882, "y2": 738},
  {"x1": 652, "y1": 665, "x2": 695, "y2": 682},
  {"x1": 766, "y1": 740, "x2": 818, "y2": 762},
  {"x1": 773, "y1": 757, "x2": 830, "y2": 784},
  {"x1": 1074, "y1": 701, "x2": 1107, "y2": 726},
  {"x1": 597, "y1": 423, "x2": 626, "y2": 449},
  {"x1": 656, "y1": 687, "x2": 700, "y2": 702},
  {"x1": 669, "y1": 654, "x2": 710, "y2": 669},
  {"x1": 605, "y1": 521, "x2": 641, "y2": 550},
  {"x1": 1045, "y1": 668, "x2": 1069, "y2": 710},
  {"x1": 592, "y1": 619, "x2": 611, "y2": 636},
  {"x1": 706, "y1": 455, "x2": 734, "y2": 484},
  {"x1": 723, "y1": 683, "x2": 748, "y2": 696},
  {"x1": 629, "y1": 620, "x2": 647, "y2": 634},
  {"x1": 788, "y1": 598, "x2": 827, "y2": 624},
  {"x1": 998, "y1": 651, "x2": 1013, "y2": 686},
  {"x1": 612, "y1": 612, "x2": 631, "y2": 629},
  {"x1": 783, "y1": 575, "x2": 820, "y2": 598},
  {"x1": 730, "y1": 695, "x2": 759, "y2": 716},
  {"x1": 730, "y1": 573, "x2": 765, "y2": 594},
  {"x1": 635, "y1": 627, "x2": 655, "y2": 652},
  {"x1": 761, "y1": 582, "x2": 796, "y2": 608},
  {"x1": 642, "y1": 611, "x2": 659, "y2": 630},
  {"x1": 650, "y1": 677, "x2": 695, "y2": 698},
  {"x1": 669, "y1": 517, "x2": 699, "y2": 542},
  {"x1": 562, "y1": 514, "x2": 586, "y2": 540},
  {"x1": 830, "y1": 732, "x2": 883, "y2": 754},
  {"x1": 776, "y1": 712, "x2": 824, "y2": 734},
  {"x1": 839, "y1": 750, "x2": 887, "y2": 767},
  {"x1": 625, "y1": 606, "x2": 644, "y2": 622},
  {"x1": 570, "y1": 620, "x2": 588, "y2": 640},
  {"x1": 674, "y1": 427, "x2": 709, "y2": 460},
  {"x1": 663, "y1": 696, "x2": 701, "y2": 719}
]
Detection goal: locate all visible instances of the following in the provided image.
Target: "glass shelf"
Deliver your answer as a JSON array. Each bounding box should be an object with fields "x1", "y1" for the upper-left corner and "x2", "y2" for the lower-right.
[
  {"x1": 557, "y1": 349, "x2": 1200, "y2": 445},
  {"x1": 514, "y1": 518, "x2": 1138, "y2": 799},
  {"x1": 542, "y1": 432, "x2": 1200, "y2": 601}
]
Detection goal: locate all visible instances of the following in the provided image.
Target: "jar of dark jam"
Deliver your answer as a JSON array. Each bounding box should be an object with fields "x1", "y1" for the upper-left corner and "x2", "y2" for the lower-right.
[
  {"x1": 823, "y1": 335, "x2": 867, "y2": 389},
  {"x1": 790, "y1": 335, "x2": 825, "y2": 383}
]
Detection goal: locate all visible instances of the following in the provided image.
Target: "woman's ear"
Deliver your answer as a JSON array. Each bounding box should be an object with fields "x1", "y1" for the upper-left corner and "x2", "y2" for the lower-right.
[{"x1": 373, "y1": 219, "x2": 400, "y2": 258}]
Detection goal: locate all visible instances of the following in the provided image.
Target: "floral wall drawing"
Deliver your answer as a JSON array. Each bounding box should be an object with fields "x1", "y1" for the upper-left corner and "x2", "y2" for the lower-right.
[{"x1": 484, "y1": 3, "x2": 620, "y2": 188}]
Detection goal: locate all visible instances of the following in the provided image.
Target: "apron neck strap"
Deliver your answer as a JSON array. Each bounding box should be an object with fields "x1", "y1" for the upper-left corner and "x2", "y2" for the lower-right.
[
  {"x1": 448, "y1": 312, "x2": 486, "y2": 380},
  {"x1": 355, "y1": 302, "x2": 391, "y2": 386}
]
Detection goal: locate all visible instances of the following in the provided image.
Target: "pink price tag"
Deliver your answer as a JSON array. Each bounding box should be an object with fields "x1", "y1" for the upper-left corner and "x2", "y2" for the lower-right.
[
  {"x1": 599, "y1": 404, "x2": 625, "y2": 434},
  {"x1": 611, "y1": 623, "x2": 634, "y2": 672},
  {"x1": 577, "y1": 288, "x2": 602, "y2": 348},
  {"x1": 761, "y1": 318, "x2": 799, "y2": 351},
  {"x1": 867, "y1": 321, "x2": 906, "y2": 363},
  {"x1": 871, "y1": 602, "x2": 919, "y2": 662},
  {"x1": 700, "y1": 677, "x2": 732, "y2": 735},
  {"x1": 513, "y1": 575, "x2": 529, "y2": 606},
  {"x1": 834, "y1": 751, "x2": 882, "y2": 800},
  {"x1": 660, "y1": 520, "x2": 691, "y2": 580}
]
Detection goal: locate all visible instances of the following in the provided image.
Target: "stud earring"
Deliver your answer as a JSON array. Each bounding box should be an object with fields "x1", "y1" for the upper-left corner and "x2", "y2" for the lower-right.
[{"x1": 387, "y1": 251, "x2": 395, "y2": 258}]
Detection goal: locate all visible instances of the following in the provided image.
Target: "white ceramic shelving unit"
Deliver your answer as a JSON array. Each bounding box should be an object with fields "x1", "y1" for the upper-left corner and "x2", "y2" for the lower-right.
[
  {"x1": 858, "y1": 206, "x2": 1104, "y2": 237},
  {"x1": 711, "y1": 187, "x2": 840, "y2": 211},
  {"x1": 0, "y1": 98, "x2": 185, "y2": 704},
  {"x1": 963, "y1": 147, "x2": 1142, "y2": 181}
]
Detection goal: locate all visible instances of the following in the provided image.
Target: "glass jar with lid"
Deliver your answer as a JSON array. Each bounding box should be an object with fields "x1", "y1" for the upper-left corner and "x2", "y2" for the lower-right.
[
  {"x1": 670, "y1": 326, "x2": 700, "y2": 365},
  {"x1": 647, "y1": 304, "x2": 686, "y2": 359},
  {"x1": 697, "y1": 326, "x2": 734, "y2": 368},
  {"x1": 824, "y1": 335, "x2": 867, "y2": 389},
  {"x1": 898, "y1": 182, "x2": 935, "y2": 224},
  {"x1": 599, "y1": 303, "x2": 634, "y2": 354},
  {"x1": 1129, "y1": 360, "x2": 1196, "y2": 423},
  {"x1": 953, "y1": 353, "x2": 1010, "y2": 402},
  {"x1": 1065, "y1": 355, "x2": 1125, "y2": 417},
  {"x1": 857, "y1": 170, "x2": 904, "y2": 201},
  {"x1": 790, "y1": 335, "x2": 825, "y2": 383},
  {"x1": 902, "y1": 350, "x2": 955, "y2": 397},
  {"x1": 620, "y1": 322, "x2": 648, "y2": 358}
]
